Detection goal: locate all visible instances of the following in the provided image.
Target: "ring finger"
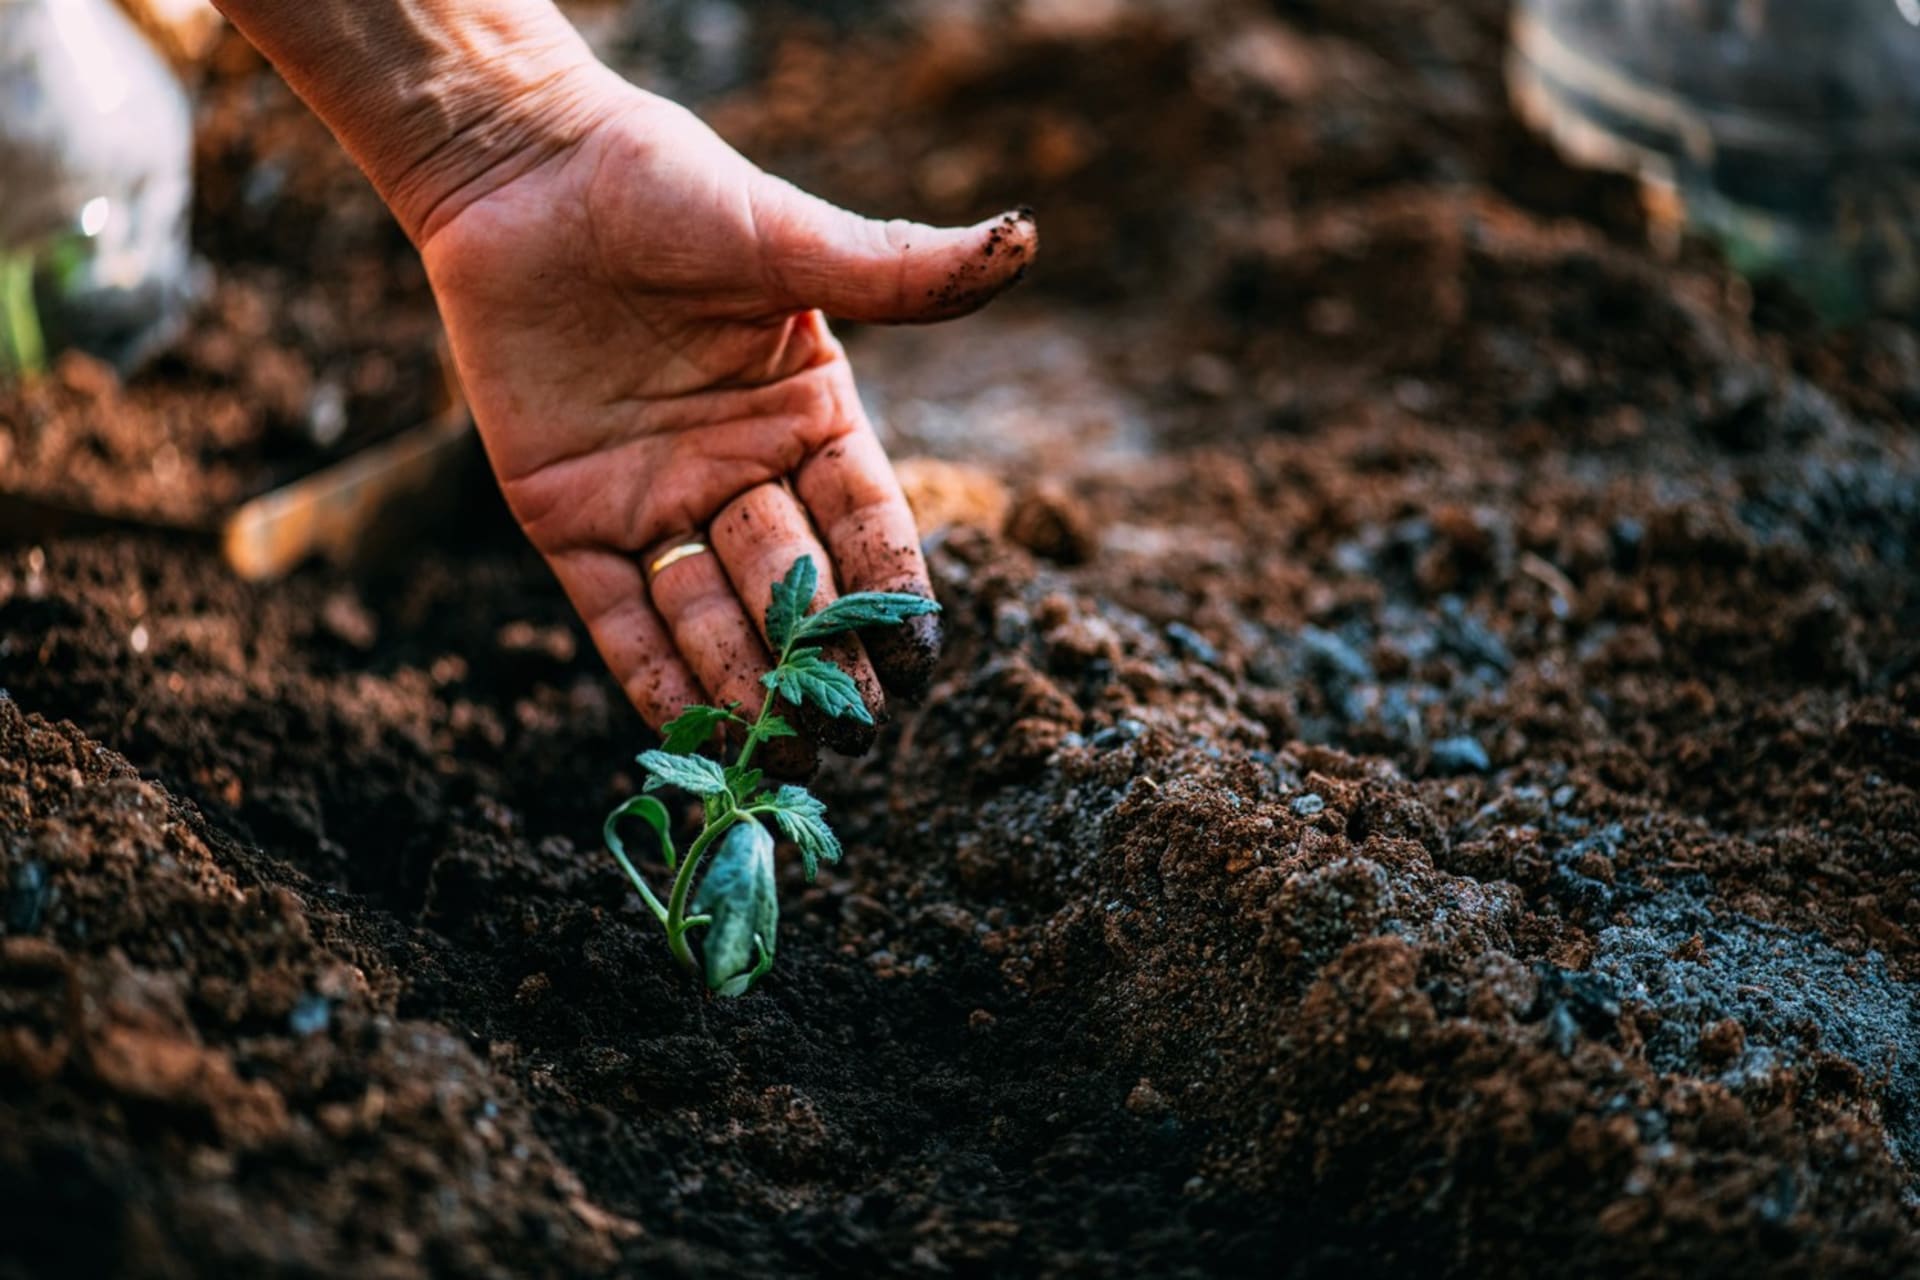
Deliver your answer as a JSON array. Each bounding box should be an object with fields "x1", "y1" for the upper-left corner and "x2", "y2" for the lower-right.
[{"x1": 644, "y1": 535, "x2": 816, "y2": 776}]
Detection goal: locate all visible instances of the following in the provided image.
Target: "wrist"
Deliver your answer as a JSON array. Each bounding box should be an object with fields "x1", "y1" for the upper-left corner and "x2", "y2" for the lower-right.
[
  {"x1": 215, "y1": 1, "x2": 622, "y2": 243},
  {"x1": 394, "y1": 46, "x2": 625, "y2": 246}
]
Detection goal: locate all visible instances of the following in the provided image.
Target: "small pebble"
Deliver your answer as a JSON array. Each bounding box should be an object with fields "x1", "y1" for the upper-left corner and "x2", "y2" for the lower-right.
[
  {"x1": 1611, "y1": 515, "x2": 1646, "y2": 566},
  {"x1": 289, "y1": 994, "x2": 332, "y2": 1037},
  {"x1": 7, "y1": 861, "x2": 48, "y2": 933},
  {"x1": 1291, "y1": 793, "x2": 1326, "y2": 817},
  {"x1": 1300, "y1": 626, "x2": 1372, "y2": 684},
  {"x1": 1431, "y1": 735, "x2": 1491, "y2": 775},
  {"x1": 1332, "y1": 540, "x2": 1373, "y2": 575},
  {"x1": 1165, "y1": 622, "x2": 1219, "y2": 665},
  {"x1": 993, "y1": 602, "x2": 1031, "y2": 647},
  {"x1": 1437, "y1": 597, "x2": 1513, "y2": 673}
]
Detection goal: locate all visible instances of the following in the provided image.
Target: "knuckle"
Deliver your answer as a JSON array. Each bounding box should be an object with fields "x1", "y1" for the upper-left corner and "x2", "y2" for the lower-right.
[{"x1": 881, "y1": 218, "x2": 923, "y2": 256}]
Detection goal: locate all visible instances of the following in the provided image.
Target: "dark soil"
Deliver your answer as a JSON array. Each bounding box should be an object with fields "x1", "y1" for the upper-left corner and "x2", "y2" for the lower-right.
[{"x1": 4, "y1": 2, "x2": 1919, "y2": 1276}]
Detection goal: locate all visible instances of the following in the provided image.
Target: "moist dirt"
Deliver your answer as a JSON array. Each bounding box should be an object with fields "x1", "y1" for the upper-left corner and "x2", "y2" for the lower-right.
[{"x1": 3, "y1": 2, "x2": 1918, "y2": 1276}]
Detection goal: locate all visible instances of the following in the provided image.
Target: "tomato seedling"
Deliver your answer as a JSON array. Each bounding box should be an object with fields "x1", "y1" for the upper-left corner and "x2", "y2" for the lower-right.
[{"x1": 604, "y1": 556, "x2": 939, "y2": 996}]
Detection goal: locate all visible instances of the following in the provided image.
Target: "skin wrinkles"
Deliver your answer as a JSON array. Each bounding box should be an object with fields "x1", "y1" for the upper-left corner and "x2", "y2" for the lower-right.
[{"x1": 213, "y1": 0, "x2": 1036, "y2": 754}]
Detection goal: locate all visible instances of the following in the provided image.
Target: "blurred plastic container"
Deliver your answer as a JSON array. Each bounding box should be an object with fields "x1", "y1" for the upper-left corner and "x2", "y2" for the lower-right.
[
  {"x1": 0, "y1": 0, "x2": 196, "y2": 376},
  {"x1": 1510, "y1": 0, "x2": 1920, "y2": 320}
]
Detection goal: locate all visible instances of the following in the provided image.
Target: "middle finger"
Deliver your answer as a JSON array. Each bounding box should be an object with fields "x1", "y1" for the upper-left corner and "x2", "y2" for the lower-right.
[
  {"x1": 645, "y1": 535, "x2": 816, "y2": 777},
  {"x1": 710, "y1": 481, "x2": 886, "y2": 756}
]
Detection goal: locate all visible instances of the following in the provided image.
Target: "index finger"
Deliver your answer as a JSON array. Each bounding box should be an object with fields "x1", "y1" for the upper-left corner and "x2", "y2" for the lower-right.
[{"x1": 793, "y1": 423, "x2": 942, "y2": 698}]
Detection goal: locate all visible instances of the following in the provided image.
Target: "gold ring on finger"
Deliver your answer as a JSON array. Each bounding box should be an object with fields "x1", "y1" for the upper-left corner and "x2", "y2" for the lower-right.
[{"x1": 648, "y1": 541, "x2": 710, "y2": 577}]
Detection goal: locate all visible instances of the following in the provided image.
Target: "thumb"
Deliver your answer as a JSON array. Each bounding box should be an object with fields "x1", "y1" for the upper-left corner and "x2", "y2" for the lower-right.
[{"x1": 753, "y1": 175, "x2": 1037, "y2": 325}]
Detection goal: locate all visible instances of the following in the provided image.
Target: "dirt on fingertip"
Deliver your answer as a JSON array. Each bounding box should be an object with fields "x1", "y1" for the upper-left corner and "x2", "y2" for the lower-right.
[
  {"x1": 3, "y1": 2, "x2": 1918, "y2": 1277},
  {"x1": 861, "y1": 607, "x2": 944, "y2": 700},
  {"x1": 919, "y1": 210, "x2": 1039, "y2": 320}
]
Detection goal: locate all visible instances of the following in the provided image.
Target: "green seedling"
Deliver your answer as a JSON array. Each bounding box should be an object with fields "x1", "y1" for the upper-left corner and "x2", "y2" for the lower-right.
[{"x1": 604, "y1": 556, "x2": 939, "y2": 996}]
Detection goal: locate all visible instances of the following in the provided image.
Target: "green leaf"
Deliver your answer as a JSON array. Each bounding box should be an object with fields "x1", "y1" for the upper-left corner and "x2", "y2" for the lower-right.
[
  {"x1": 794, "y1": 591, "x2": 941, "y2": 642},
  {"x1": 0, "y1": 253, "x2": 46, "y2": 378},
  {"x1": 659, "y1": 704, "x2": 736, "y2": 755},
  {"x1": 603, "y1": 795, "x2": 675, "y2": 919},
  {"x1": 763, "y1": 647, "x2": 872, "y2": 724},
  {"x1": 713, "y1": 936, "x2": 774, "y2": 998},
  {"x1": 605, "y1": 794, "x2": 677, "y2": 870},
  {"x1": 756, "y1": 714, "x2": 798, "y2": 741},
  {"x1": 638, "y1": 749, "x2": 730, "y2": 797},
  {"x1": 765, "y1": 784, "x2": 842, "y2": 881},
  {"x1": 726, "y1": 765, "x2": 765, "y2": 805},
  {"x1": 765, "y1": 556, "x2": 819, "y2": 653},
  {"x1": 691, "y1": 820, "x2": 778, "y2": 994}
]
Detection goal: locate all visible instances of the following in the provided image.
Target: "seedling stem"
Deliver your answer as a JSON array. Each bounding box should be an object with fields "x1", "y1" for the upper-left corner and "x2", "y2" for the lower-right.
[{"x1": 604, "y1": 556, "x2": 939, "y2": 995}]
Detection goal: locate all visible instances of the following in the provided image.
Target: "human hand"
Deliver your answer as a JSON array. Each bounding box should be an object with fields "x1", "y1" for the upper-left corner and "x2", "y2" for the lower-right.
[{"x1": 415, "y1": 76, "x2": 1035, "y2": 766}]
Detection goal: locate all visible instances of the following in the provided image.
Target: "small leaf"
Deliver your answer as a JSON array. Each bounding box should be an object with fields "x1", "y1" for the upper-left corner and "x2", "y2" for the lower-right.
[
  {"x1": 638, "y1": 749, "x2": 730, "y2": 797},
  {"x1": 691, "y1": 821, "x2": 778, "y2": 993},
  {"x1": 765, "y1": 556, "x2": 819, "y2": 652},
  {"x1": 726, "y1": 765, "x2": 765, "y2": 805},
  {"x1": 756, "y1": 715, "x2": 798, "y2": 741},
  {"x1": 603, "y1": 795, "x2": 675, "y2": 919},
  {"x1": 795, "y1": 591, "x2": 941, "y2": 642},
  {"x1": 604, "y1": 795, "x2": 676, "y2": 869},
  {"x1": 660, "y1": 704, "x2": 734, "y2": 755},
  {"x1": 765, "y1": 784, "x2": 842, "y2": 880},
  {"x1": 763, "y1": 648, "x2": 872, "y2": 724}
]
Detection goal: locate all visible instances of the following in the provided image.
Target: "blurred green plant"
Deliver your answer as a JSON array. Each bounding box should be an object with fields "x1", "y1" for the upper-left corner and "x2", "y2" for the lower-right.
[
  {"x1": 0, "y1": 252, "x2": 45, "y2": 377},
  {"x1": 604, "y1": 556, "x2": 939, "y2": 996}
]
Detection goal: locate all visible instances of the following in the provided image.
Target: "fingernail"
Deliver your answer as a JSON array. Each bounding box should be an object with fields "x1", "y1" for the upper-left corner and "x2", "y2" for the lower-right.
[{"x1": 864, "y1": 611, "x2": 943, "y2": 701}]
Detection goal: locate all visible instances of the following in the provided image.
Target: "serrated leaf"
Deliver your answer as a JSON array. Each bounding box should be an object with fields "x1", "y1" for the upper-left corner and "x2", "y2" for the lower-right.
[
  {"x1": 763, "y1": 648, "x2": 871, "y2": 724},
  {"x1": 638, "y1": 749, "x2": 730, "y2": 797},
  {"x1": 757, "y1": 715, "x2": 797, "y2": 741},
  {"x1": 660, "y1": 704, "x2": 734, "y2": 755},
  {"x1": 765, "y1": 556, "x2": 819, "y2": 653},
  {"x1": 794, "y1": 591, "x2": 941, "y2": 642},
  {"x1": 726, "y1": 765, "x2": 765, "y2": 805},
  {"x1": 691, "y1": 820, "x2": 778, "y2": 994},
  {"x1": 766, "y1": 784, "x2": 841, "y2": 881}
]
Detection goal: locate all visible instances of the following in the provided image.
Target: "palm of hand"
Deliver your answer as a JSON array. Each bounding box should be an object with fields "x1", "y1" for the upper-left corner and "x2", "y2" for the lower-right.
[{"x1": 419, "y1": 91, "x2": 1034, "y2": 764}]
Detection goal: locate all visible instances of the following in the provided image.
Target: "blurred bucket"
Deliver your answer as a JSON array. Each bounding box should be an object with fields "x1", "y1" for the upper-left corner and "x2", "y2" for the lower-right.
[
  {"x1": 0, "y1": 0, "x2": 196, "y2": 375},
  {"x1": 1510, "y1": 0, "x2": 1920, "y2": 319}
]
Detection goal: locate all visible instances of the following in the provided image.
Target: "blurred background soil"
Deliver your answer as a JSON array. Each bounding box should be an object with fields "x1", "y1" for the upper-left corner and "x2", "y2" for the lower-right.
[{"x1": 3, "y1": 0, "x2": 1918, "y2": 1275}]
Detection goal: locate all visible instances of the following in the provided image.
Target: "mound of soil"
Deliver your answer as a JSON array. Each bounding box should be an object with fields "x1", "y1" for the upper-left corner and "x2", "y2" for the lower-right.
[{"x1": 3, "y1": 1, "x2": 1917, "y2": 1276}]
